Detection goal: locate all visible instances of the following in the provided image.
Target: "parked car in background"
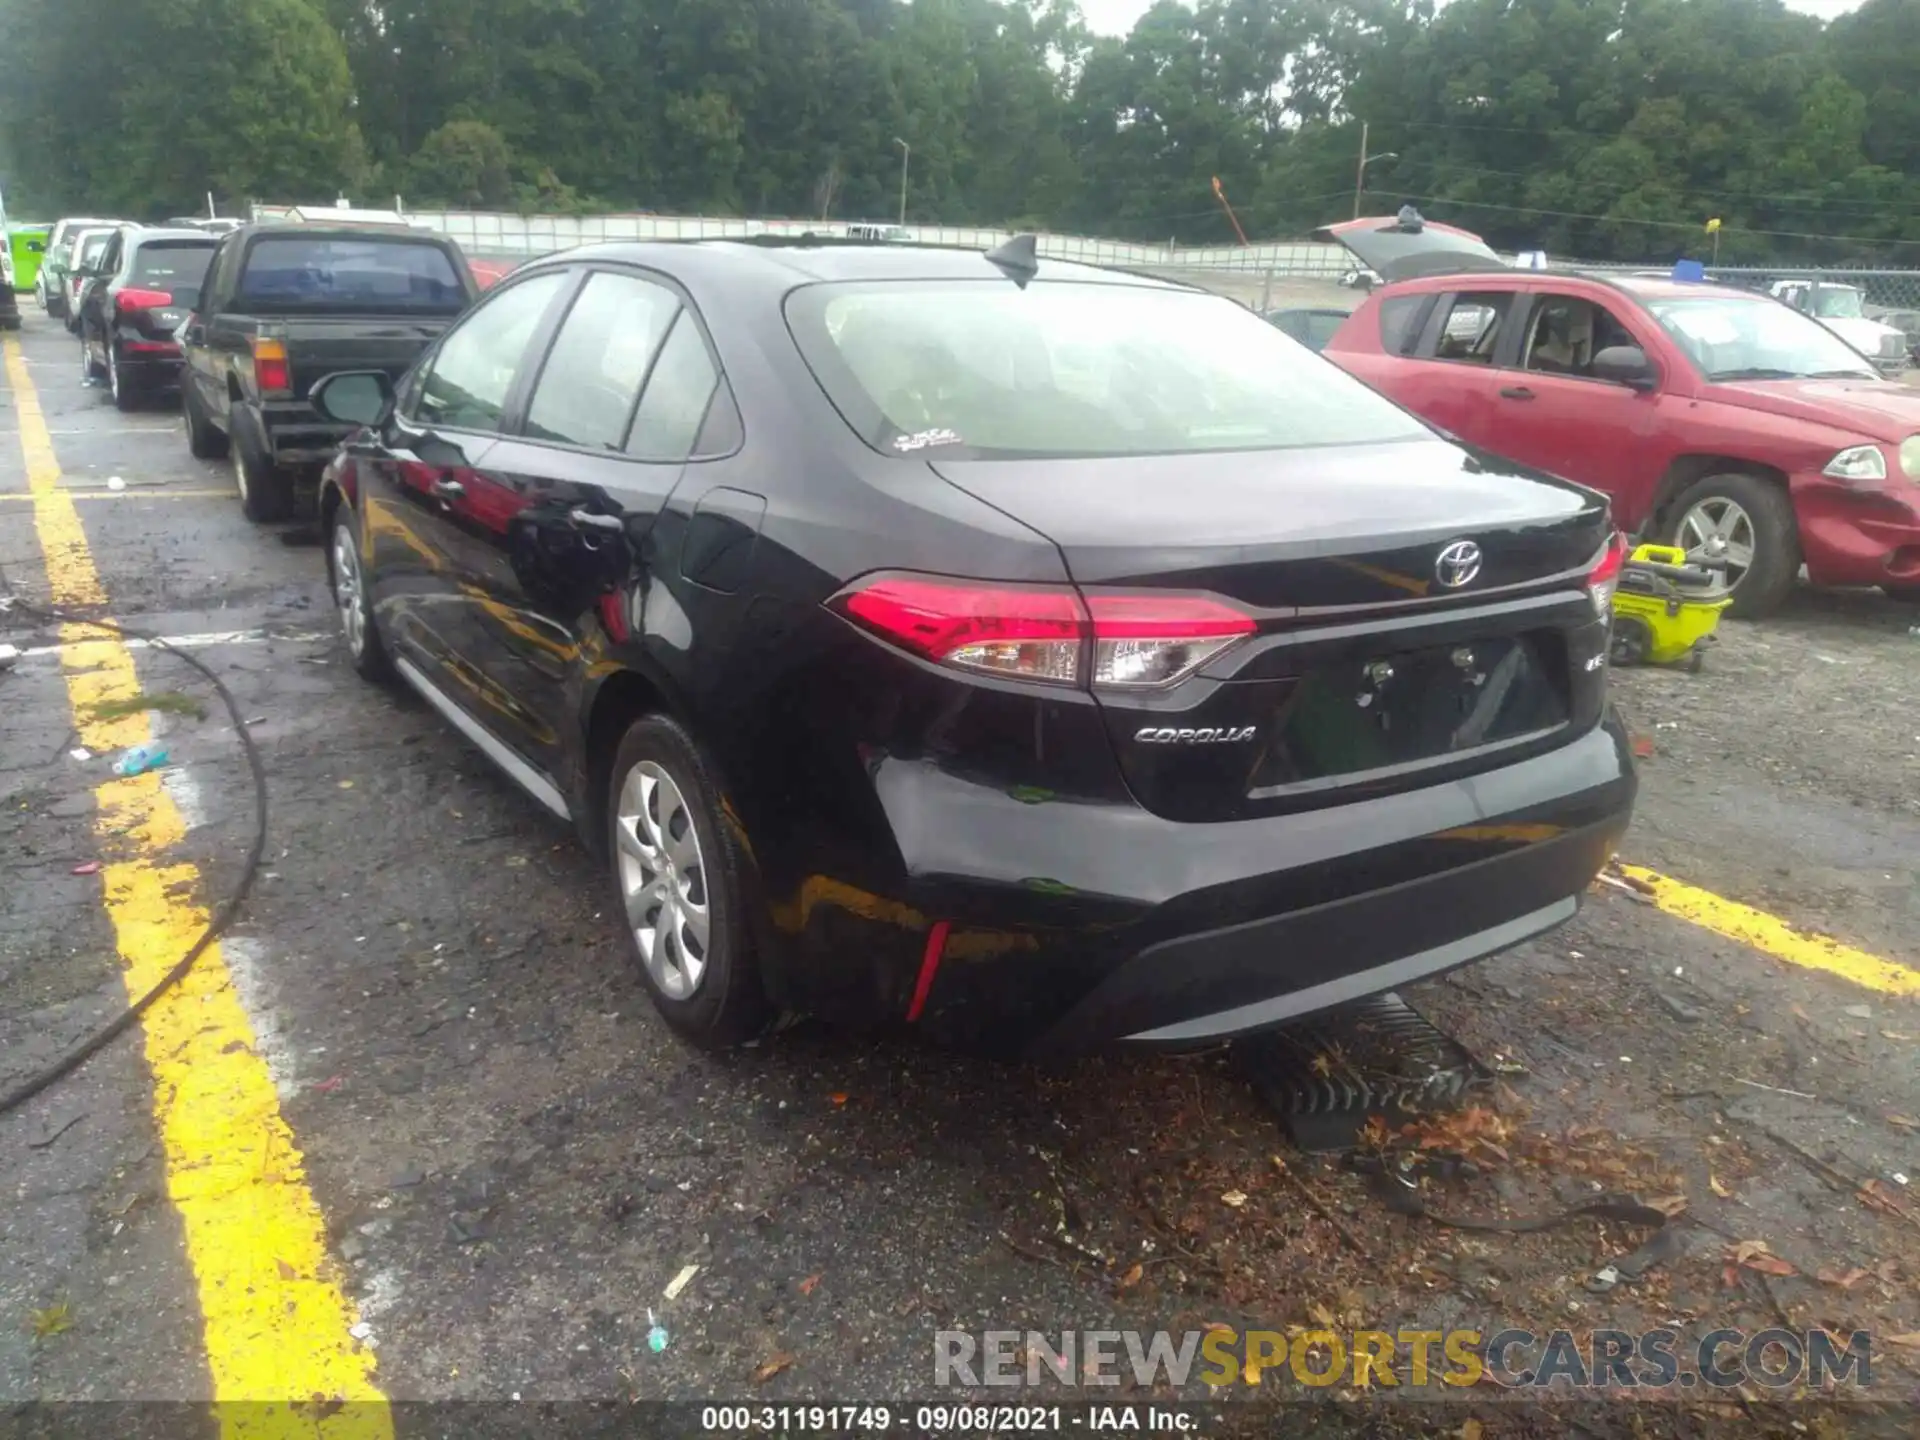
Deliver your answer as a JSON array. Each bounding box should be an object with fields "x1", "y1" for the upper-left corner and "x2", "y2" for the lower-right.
[
  {"x1": 179, "y1": 222, "x2": 479, "y2": 520},
  {"x1": 1264, "y1": 306, "x2": 1351, "y2": 352},
  {"x1": 39, "y1": 217, "x2": 120, "y2": 318},
  {"x1": 305, "y1": 237, "x2": 1634, "y2": 1055},
  {"x1": 1768, "y1": 279, "x2": 1910, "y2": 377},
  {"x1": 76, "y1": 226, "x2": 218, "y2": 410},
  {"x1": 60, "y1": 226, "x2": 117, "y2": 332},
  {"x1": 1876, "y1": 308, "x2": 1920, "y2": 367},
  {"x1": 1317, "y1": 212, "x2": 1920, "y2": 614}
]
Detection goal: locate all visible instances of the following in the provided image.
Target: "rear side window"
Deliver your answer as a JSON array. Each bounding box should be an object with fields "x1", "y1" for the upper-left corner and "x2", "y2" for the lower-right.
[
  {"x1": 1430, "y1": 292, "x2": 1513, "y2": 365},
  {"x1": 627, "y1": 314, "x2": 720, "y2": 461},
  {"x1": 1378, "y1": 295, "x2": 1428, "y2": 356},
  {"x1": 786, "y1": 280, "x2": 1427, "y2": 458},
  {"x1": 237, "y1": 237, "x2": 468, "y2": 313},
  {"x1": 524, "y1": 272, "x2": 679, "y2": 450},
  {"x1": 413, "y1": 271, "x2": 567, "y2": 433},
  {"x1": 131, "y1": 243, "x2": 216, "y2": 307}
]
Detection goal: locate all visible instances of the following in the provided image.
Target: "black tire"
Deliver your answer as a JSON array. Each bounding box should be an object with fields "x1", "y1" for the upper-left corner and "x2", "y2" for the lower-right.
[
  {"x1": 109, "y1": 347, "x2": 140, "y2": 411},
  {"x1": 1882, "y1": 585, "x2": 1920, "y2": 604},
  {"x1": 1660, "y1": 471, "x2": 1800, "y2": 619},
  {"x1": 80, "y1": 332, "x2": 102, "y2": 383},
  {"x1": 183, "y1": 379, "x2": 229, "y2": 459},
  {"x1": 606, "y1": 713, "x2": 768, "y2": 1049},
  {"x1": 328, "y1": 502, "x2": 393, "y2": 682},
  {"x1": 230, "y1": 406, "x2": 294, "y2": 523}
]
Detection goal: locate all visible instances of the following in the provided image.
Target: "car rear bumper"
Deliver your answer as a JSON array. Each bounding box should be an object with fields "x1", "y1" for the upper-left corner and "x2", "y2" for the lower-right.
[
  {"x1": 1792, "y1": 470, "x2": 1920, "y2": 588},
  {"x1": 764, "y1": 715, "x2": 1636, "y2": 1055}
]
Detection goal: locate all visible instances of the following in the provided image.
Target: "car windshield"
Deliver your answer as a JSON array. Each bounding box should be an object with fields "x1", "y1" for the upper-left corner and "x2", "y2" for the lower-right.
[
  {"x1": 1809, "y1": 286, "x2": 1866, "y2": 320},
  {"x1": 132, "y1": 242, "x2": 217, "y2": 307},
  {"x1": 236, "y1": 236, "x2": 467, "y2": 313},
  {"x1": 1646, "y1": 296, "x2": 1878, "y2": 382},
  {"x1": 786, "y1": 280, "x2": 1430, "y2": 458}
]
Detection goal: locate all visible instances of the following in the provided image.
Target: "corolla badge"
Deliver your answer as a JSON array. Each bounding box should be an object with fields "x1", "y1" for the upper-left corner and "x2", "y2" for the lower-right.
[
  {"x1": 1134, "y1": 726, "x2": 1257, "y2": 745},
  {"x1": 1434, "y1": 539, "x2": 1483, "y2": 588}
]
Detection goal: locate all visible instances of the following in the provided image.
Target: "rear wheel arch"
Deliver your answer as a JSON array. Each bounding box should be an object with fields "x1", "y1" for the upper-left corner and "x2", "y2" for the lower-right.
[{"x1": 579, "y1": 667, "x2": 683, "y2": 864}]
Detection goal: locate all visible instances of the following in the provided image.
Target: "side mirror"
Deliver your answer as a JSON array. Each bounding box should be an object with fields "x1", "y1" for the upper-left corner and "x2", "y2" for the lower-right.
[
  {"x1": 1591, "y1": 345, "x2": 1656, "y2": 391},
  {"x1": 310, "y1": 370, "x2": 393, "y2": 427},
  {"x1": 27, "y1": 240, "x2": 44, "y2": 254}
]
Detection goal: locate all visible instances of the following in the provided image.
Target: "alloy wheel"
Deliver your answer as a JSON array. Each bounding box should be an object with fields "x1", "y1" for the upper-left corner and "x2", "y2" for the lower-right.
[
  {"x1": 333, "y1": 524, "x2": 366, "y2": 659},
  {"x1": 108, "y1": 353, "x2": 120, "y2": 404},
  {"x1": 1675, "y1": 496, "x2": 1754, "y2": 594},
  {"x1": 232, "y1": 444, "x2": 251, "y2": 503},
  {"x1": 615, "y1": 761, "x2": 711, "y2": 1000}
]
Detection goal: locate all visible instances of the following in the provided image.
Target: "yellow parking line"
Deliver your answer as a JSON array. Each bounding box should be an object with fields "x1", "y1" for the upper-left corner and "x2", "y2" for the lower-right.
[
  {"x1": 1621, "y1": 864, "x2": 1920, "y2": 997},
  {"x1": 4, "y1": 337, "x2": 390, "y2": 1433}
]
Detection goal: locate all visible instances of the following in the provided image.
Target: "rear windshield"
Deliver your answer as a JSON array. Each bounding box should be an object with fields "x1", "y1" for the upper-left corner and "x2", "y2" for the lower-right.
[
  {"x1": 132, "y1": 242, "x2": 216, "y2": 306},
  {"x1": 236, "y1": 236, "x2": 467, "y2": 314},
  {"x1": 785, "y1": 280, "x2": 1429, "y2": 458}
]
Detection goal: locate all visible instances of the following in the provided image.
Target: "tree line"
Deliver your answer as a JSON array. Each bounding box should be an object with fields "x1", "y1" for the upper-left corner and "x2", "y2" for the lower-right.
[{"x1": 1, "y1": 0, "x2": 1917, "y2": 265}]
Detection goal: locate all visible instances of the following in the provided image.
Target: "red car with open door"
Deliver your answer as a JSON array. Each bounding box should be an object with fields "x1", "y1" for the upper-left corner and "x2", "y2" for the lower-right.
[{"x1": 1318, "y1": 211, "x2": 1920, "y2": 615}]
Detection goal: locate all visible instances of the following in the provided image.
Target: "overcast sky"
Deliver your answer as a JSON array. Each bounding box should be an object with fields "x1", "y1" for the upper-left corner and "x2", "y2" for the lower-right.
[{"x1": 1075, "y1": 0, "x2": 1864, "y2": 37}]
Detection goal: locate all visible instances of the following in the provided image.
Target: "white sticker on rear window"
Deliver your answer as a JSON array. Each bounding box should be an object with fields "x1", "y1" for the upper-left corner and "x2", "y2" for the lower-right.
[{"x1": 892, "y1": 428, "x2": 962, "y2": 453}]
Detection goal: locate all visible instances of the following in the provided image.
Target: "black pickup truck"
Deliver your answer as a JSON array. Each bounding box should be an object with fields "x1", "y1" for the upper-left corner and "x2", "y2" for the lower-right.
[{"x1": 179, "y1": 222, "x2": 478, "y2": 521}]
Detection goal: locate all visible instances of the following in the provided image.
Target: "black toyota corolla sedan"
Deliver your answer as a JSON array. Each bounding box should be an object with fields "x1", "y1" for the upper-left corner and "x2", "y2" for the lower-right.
[{"x1": 308, "y1": 236, "x2": 1636, "y2": 1056}]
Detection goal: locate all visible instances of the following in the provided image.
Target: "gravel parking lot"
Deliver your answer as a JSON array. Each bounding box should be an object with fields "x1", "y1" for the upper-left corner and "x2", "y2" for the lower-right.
[{"x1": 4, "y1": 307, "x2": 1920, "y2": 1436}]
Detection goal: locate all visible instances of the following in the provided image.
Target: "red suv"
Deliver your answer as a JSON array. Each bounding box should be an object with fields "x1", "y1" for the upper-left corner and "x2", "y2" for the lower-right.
[{"x1": 1318, "y1": 212, "x2": 1920, "y2": 615}]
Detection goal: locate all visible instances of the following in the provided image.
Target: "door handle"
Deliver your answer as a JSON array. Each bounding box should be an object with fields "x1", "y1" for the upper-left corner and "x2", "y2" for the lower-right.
[
  {"x1": 1499, "y1": 385, "x2": 1535, "y2": 400},
  {"x1": 569, "y1": 508, "x2": 625, "y2": 533},
  {"x1": 431, "y1": 478, "x2": 465, "y2": 501}
]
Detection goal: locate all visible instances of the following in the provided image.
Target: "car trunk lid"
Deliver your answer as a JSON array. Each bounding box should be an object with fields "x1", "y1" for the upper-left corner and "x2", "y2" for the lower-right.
[
  {"x1": 1313, "y1": 209, "x2": 1510, "y2": 284},
  {"x1": 930, "y1": 439, "x2": 1615, "y2": 822}
]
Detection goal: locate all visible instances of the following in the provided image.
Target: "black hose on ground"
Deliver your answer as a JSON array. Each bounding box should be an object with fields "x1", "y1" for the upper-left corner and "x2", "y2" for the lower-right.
[{"x1": 0, "y1": 594, "x2": 269, "y2": 1117}]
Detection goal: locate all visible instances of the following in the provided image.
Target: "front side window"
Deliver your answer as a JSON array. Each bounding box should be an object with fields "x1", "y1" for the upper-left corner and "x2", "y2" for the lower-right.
[
  {"x1": 1520, "y1": 295, "x2": 1641, "y2": 379},
  {"x1": 524, "y1": 271, "x2": 679, "y2": 450},
  {"x1": 1647, "y1": 296, "x2": 1879, "y2": 382},
  {"x1": 413, "y1": 271, "x2": 567, "y2": 433},
  {"x1": 1431, "y1": 292, "x2": 1511, "y2": 365},
  {"x1": 786, "y1": 280, "x2": 1428, "y2": 458}
]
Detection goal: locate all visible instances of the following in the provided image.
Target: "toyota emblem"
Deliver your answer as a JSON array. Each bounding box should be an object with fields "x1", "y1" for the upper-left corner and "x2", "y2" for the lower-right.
[{"x1": 1434, "y1": 539, "x2": 1482, "y2": 588}]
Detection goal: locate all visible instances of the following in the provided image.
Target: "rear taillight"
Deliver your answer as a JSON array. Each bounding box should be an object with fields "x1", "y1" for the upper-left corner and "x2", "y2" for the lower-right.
[
  {"x1": 833, "y1": 573, "x2": 1255, "y2": 690},
  {"x1": 251, "y1": 337, "x2": 291, "y2": 397},
  {"x1": 1586, "y1": 531, "x2": 1627, "y2": 619},
  {"x1": 116, "y1": 287, "x2": 173, "y2": 313}
]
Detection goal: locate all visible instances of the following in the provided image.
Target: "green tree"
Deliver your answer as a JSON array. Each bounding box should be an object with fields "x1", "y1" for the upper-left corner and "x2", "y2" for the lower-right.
[{"x1": 408, "y1": 120, "x2": 516, "y2": 208}]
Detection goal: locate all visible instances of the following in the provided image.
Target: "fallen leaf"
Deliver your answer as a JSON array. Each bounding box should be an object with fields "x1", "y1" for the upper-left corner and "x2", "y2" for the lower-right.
[
  {"x1": 1815, "y1": 1267, "x2": 1869, "y2": 1290},
  {"x1": 798, "y1": 1273, "x2": 822, "y2": 1296},
  {"x1": 1631, "y1": 735, "x2": 1655, "y2": 758},
  {"x1": 338, "y1": 779, "x2": 355, "y2": 789},
  {"x1": 1310, "y1": 1054, "x2": 1332, "y2": 1077},
  {"x1": 1858, "y1": 1180, "x2": 1912, "y2": 1219},
  {"x1": 1743, "y1": 1254, "x2": 1797, "y2": 1277},
  {"x1": 1649, "y1": 1194, "x2": 1690, "y2": 1217},
  {"x1": 1790, "y1": 1003, "x2": 1811, "y2": 1023},
  {"x1": 1116, "y1": 1262, "x2": 1143, "y2": 1292},
  {"x1": 1203, "y1": 1322, "x2": 1234, "y2": 1336},
  {"x1": 276, "y1": 1259, "x2": 297, "y2": 1281},
  {"x1": 1462, "y1": 1420, "x2": 1484, "y2": 1440},
  {"x1": 1886, "y1": 1114, "x2": 1920, "y2": 1131},
  {"x1": 311, "y1": 1076, "x2": 344, "y2": 1093},
  {"x1": 70, "y1": 860, "x2": 102, "y2": 876},
  {"x1": 1732, "y1": 1240, "x2": 1773, "y2": 1265},
  {"x1": 1308, "y1": 1301, "x2": 1337, "y2": 1329},
  {"x1": 1220, "y1": 1190, "x2": 1248, "y2": 1209},
  {"x1": 1710, "y1": 1174, "x2": 1733, "y2": 1199},
  {"x1": 1883, "y1": 1032, "x2": 1916, "y2": 1042},
  {"x1": 28, "y1": 1303, "x2": 72, "y2": 1338},
  {"x1": 1884, "y1": 1333, "x2": 1920, "y2": 1350},
  {"x1": 752, "y1": 1352, "x2": 795, "y2": 1383},
  {"x1": 829, "y1": 1093, "x2": 848, "y2": 1107}
]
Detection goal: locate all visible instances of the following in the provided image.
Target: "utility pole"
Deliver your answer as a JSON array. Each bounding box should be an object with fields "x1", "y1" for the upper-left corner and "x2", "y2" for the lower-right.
[
  {"x1": 1353, "y1": 121, "x2": 1369, "y2": 220},
  {"x1": 894, "y1": 138, "x2": 910, "y2": 226}
]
